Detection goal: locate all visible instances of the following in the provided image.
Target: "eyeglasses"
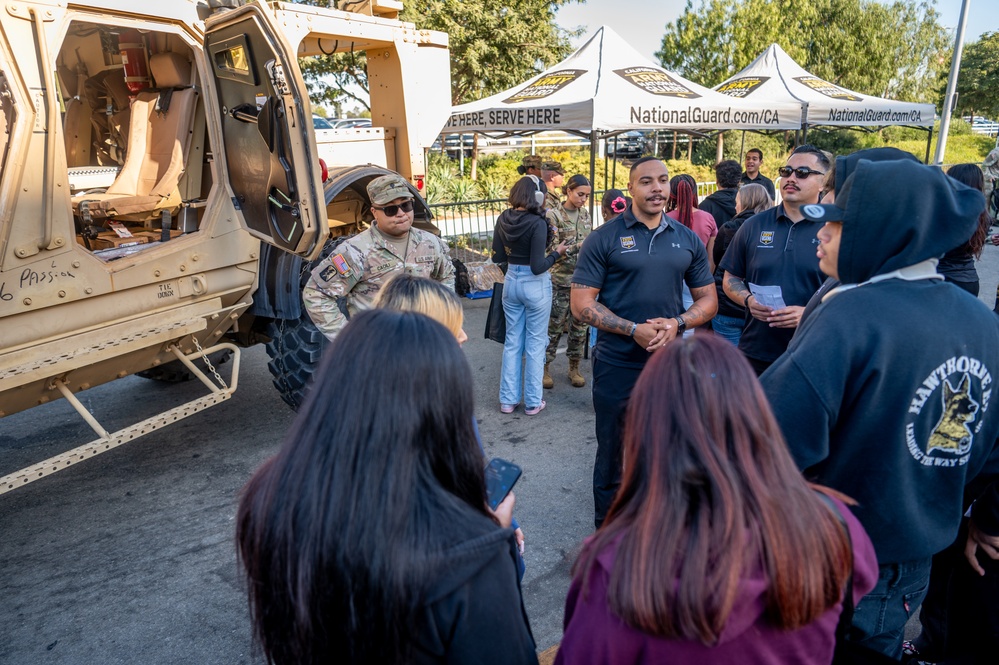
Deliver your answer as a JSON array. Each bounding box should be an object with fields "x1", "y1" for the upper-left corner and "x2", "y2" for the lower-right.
[
  {"x1": 371, "y1": 200, "x2": 415, "y2": 216},
  {"x1": 778, "y1": 166, "x2": 827, "y2": 179}
]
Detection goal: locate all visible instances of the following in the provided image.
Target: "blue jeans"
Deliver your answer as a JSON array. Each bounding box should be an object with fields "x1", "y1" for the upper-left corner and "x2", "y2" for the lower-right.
[
  {"x1": 712, "y1": 313, "x2": 744, "y2": 346},
  {"x1": 850, "y1": 557, "x2": 932, "y2": 659},
  {"x1": 500, "y1": 265, "x2": 552, "y2": 408}
]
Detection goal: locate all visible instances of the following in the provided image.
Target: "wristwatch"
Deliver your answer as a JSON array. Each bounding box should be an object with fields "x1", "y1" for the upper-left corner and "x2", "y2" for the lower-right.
[{"x1": 675, "y1": 314, "x2": 687, "y2": 334}]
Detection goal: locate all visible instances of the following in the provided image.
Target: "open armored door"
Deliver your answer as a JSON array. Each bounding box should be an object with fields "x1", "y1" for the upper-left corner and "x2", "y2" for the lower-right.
[{"x1": 204, "y1": 2, "x2": 325, "y2": 258}]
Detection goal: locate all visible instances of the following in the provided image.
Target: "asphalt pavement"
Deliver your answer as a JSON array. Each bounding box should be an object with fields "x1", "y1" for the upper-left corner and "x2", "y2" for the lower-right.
[{"x1": 3, "y1": 238, "x2": 999, "y2": 663}]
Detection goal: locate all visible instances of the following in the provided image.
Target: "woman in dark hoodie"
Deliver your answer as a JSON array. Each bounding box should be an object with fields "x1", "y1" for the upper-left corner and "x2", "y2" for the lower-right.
[
  {"x1": 237, "y1": 310, "x2": 537, "y2": 665},
  {"x1": 493, "y1": 175, "x2": 568, "y2": 415},
  {"x1": 711, "y1": 183, "x2": 772, "y2": 346}
]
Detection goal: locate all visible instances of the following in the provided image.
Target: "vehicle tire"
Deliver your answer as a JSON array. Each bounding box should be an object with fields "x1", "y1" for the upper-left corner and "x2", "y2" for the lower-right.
[
  {"x1": 136, "y1": 349, "x2": 232, "y2": 383},
  {"x1": 263, "y1": 235, "x2": 347, "y2": 410},
  {"x1": 264, "y1": 314, "x2": 329, "y2": 410}
]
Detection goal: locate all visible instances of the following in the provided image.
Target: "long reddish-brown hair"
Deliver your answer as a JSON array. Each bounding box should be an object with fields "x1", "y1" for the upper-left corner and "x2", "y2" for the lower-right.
[
  {"x1": 666, "y1": 174, "x2": 699, "y2": 229},
  {"x1": 574, "y1": 336, "x2": 852, "y2": 644}
]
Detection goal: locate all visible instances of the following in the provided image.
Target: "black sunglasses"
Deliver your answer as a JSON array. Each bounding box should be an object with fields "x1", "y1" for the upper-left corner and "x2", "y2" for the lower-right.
[
  {"x1": 778, "y1": 166, "x2": 827, "y2": 179},
  {"x1": 371, "y1": 200, "x2": 415, "y2": 216}
]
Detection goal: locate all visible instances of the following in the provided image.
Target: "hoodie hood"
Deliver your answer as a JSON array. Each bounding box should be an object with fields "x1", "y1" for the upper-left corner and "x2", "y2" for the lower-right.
[
  {"x1": 811, "y1": 159, "x2": 986, "y2": 284},
  {"x1": 497, "y1": 208, "x2": 544, "y2": 246},
  {"x1": 422, "y1": 509, "x2": 515, "y2": 604}
]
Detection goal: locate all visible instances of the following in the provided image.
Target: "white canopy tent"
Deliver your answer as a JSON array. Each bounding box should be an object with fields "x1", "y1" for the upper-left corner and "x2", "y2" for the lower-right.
[
  {"x1": 713, "y1": 44, "x2": 936, "y2": 159},
  {"x1": 443, "y1": 26, "x2": 802, "y2": 214},
  {"x1": 445, "y1": 26, "x2": 802, "y2": 137}
]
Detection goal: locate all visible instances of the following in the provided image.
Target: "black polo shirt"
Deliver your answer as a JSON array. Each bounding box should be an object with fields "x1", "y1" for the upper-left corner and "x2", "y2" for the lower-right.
[
  {"x1": 719, "y1": 204, "x2": 824, "y2": 362},
  {"x1": 740, "y1": 172, "x2": 776, "y2": 200},
  {"x1": 572, "y1": 207, "x2": 713, "y2": 368}
]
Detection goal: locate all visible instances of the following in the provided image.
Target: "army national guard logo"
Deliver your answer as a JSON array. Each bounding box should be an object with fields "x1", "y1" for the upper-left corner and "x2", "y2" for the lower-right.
[
  {"x1": 716, "y1": 76, "x2": 770, "y2": 98},
  {"x1": 504, "y1": 70, "x2": 585, "y2": 104},
  {"x1": 906, "y1": 356, "x2": 993, "y2": 467},
  {"x1": 759, "y1": 231, "x2": 774, "y2": 245},
  {"x1": 620, "y1": 236, "x2": 636, "y2": 250},
  {"x1": 613, "y1": 67, "x2": 701, "y2": 99},
  {"x1": 793, "y1": 76, "x2": 863, "y2": 102}
]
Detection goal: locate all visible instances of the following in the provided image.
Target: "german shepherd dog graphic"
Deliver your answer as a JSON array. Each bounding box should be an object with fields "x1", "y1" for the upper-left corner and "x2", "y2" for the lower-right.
[{"x1": 927, "y1": 373, "x2": 979, "y2": 456}]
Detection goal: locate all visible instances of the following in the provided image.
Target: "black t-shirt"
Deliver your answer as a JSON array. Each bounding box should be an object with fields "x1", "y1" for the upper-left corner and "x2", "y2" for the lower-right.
[
  {"x1": 572, "y1": 207, "x2": 713, "y2": 368},
  {"x1": 740, "y1": 172, "x2": 776, "y2": 200},
  {"x1": 719, "y1": 205, "x2": 825, "y2": 362}
]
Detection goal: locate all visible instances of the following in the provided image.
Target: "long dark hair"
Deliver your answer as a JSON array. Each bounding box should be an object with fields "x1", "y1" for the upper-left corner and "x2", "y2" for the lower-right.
[
  {"x1": 666, "y1": 174, "x2": 699, "y2": 229},
  {"x1": 509, "y1": 174, "x2": 546, "y2": 216},
  {"x1": 574, "y1": 336, "x2": 851, "y2": 644},
  {"x1": 946, "y1": 163, "x2": 990, "y2": 258},
  {"x1": 236, "y1": 310, "x2": 488, "y2": 664}
]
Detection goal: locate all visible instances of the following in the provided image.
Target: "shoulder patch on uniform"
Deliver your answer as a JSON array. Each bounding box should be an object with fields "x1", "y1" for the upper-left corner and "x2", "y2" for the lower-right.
[
  {"x1": 320, "y1": 264, "x2": 338, "y2": 282},
  {"x1": 331, "y1": 253, "x2": 353, "y2": 277}
]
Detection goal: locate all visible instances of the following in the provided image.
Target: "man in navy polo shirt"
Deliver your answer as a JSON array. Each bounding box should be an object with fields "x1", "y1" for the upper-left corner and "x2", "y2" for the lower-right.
[
  {"x1": 571, "y1": 157, "x2": 716, "y2": 528},
  {"x1": 720, "y1": 144, "x2": 829, "y2": 375}
]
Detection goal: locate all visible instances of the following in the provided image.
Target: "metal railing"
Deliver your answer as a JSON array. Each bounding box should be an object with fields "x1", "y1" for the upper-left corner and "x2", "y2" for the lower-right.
[{"x1": 430, "y1": 182, "x2": 721, "y2": 261}]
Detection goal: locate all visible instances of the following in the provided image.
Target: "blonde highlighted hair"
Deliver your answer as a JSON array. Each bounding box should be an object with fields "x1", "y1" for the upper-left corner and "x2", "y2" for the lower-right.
[{"x1": 374, "y1": 274, "x2": 464, "y2": 339}]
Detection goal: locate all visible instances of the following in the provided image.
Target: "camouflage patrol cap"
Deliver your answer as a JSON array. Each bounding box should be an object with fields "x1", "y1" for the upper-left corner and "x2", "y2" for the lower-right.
[
  {"x1": 366, "y1": 174, "x2": 413, "y2": 206},
  {"x1": 542, "y1": 160, "x2": 564, "y2": 175},
  {"x1": 522, "y1": 154, "x2": 542, "y2": 169}
]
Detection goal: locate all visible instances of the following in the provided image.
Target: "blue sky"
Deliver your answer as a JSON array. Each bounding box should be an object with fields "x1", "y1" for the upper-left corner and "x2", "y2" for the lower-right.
[{"x1": 555, "y1": 0, "x2": 997, "y2": 61}]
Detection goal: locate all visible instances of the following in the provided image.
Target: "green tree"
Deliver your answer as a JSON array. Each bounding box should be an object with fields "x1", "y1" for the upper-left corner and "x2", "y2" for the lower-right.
[
  {"x1": 657, "y1": 0, "x2": 949, "y2": 103},
  {"x1": 298, "y1": 1, "x2": 582, "y2": 110},
  {"x1": 955, "y1": 32, "x2": 999, "y2": 119}
]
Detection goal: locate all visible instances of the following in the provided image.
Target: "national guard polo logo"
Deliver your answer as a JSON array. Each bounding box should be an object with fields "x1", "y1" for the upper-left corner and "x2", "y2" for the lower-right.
[
  {"x1": 613, "y1": 67, "x2": 701, "y2": 99},
  {"x1": 793, "y1": 76, "x2": 862, "y2": 102},
  {"x1": 716, "y1": 76, "x2": 770, "y2": 98},
  {"x1": 760, "y1": 231, "x2": 774, "y2": 245},
  {"x1": 905, "y1": 356, "x2": 993, "y2": 467},
  {"x1": 620, "y1": 236, "x2": 636, "y2": 250},
  {"x1": 504, "y1": 70, "x2": 585, "y2": 104}
]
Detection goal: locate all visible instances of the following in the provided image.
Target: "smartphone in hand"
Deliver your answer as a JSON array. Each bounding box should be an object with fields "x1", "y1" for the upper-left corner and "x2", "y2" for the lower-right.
[{"x1": 485, "y1": 458, "x2": 522, "y2": 511}]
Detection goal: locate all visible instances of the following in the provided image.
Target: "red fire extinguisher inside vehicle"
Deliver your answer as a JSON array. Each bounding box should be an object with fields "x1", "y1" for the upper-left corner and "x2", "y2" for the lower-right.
[{"x1": 118, "y1": 29, "x2": 150, "y2": 96}]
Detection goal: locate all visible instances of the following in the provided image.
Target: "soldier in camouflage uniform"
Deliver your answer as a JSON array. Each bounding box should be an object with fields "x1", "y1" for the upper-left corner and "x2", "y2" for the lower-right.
[
  {"x1": 544, "y1": 174, "x2": 592, "y2": 388},
  {"x1": 518, "y1": 154, "x2": 543, "y2": 179},
  {"x1": 303, "y1": 174, "x2": 455, "y2": 340},
  {"x1": 541, "y1": 160, "x2": 564, "y2": 213}
]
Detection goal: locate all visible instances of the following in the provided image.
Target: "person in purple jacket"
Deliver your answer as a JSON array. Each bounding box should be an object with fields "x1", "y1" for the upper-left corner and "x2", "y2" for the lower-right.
[{"x1": 556, "y1": 335, "x2": 877, "y2": 665}]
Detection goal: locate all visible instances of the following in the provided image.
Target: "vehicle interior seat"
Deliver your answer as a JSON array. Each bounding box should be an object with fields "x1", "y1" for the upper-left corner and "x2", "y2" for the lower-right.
[
  {"x1": 71, "y1": 51, "x2": 198, "y2": 224},
  {"x1": 61, "y1": 63, "x2": 93, "y2": 167}
]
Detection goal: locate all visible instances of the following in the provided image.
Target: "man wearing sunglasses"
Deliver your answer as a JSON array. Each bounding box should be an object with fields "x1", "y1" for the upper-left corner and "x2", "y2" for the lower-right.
[
  {"x1": 719, "y1": 144, "x2": 829, "y2": 375},
  {"x1": 304, "y1": 174, "x2": 455, "y2": 340}
]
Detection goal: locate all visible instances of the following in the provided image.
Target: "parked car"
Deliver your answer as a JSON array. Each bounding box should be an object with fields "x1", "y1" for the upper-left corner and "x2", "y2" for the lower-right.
[
  {"x1": 608, "y1": 131, "x2": 649, "y2": 158},
  {"x1": 312, "y1": 115, "x2": 335, "y2": 130},
  {"x1": 333, "y1": 118, "x2": 372, "y2": 129}
]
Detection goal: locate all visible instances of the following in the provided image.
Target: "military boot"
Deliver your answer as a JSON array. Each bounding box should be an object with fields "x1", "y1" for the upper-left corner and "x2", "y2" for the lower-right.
[
  {"x1": 568, "y1": 359, "x2": 585, "y2": 387},
  {"x1": 543, "y1": 363, "x2": 554, "y2": 389}
]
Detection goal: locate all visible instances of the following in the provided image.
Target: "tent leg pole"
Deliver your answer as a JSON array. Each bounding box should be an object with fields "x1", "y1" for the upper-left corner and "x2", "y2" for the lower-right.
[
  {"x1": 802, "y1": 124, "x2": 809, "y2": 143},
  {"x1": 589, "y1": 130, "x2": 597, "y2": 223},
  {"x1": 604, "y1": 138, "x2": 609, "y2": 191},
  {"x1": 739, "y1": 130, "x2": 746, "y2": 162},
  {"x1": 612, "y1": 136, "x2": 618, "y2": 185},
  {"x1": 924, "y1": 126, "x2": 933, "y2": 164}
]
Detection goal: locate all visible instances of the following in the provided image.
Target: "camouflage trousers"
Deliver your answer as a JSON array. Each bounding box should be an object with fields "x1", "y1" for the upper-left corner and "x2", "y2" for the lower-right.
[{"x1": 546, "y1": 285, "x2": 588, "y2": 363}]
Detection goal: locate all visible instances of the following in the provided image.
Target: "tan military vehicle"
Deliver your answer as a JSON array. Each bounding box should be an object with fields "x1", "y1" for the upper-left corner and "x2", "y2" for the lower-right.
[{"x1": 0, "y1": 0, "x2": 451, "y2": 492}]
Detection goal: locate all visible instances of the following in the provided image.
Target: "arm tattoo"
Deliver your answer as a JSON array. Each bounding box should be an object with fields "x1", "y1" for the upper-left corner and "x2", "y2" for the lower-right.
[
  {"x1": 682, "y1": 285, "x2": 717, "y2": 328},
  {"x1": 571, "y1": 284, "x2": 633, "y2": 334},
  {"x1": 724, "y1": 273, "x2": 750, "y2": 303},
  {"x1": 579, "y1": 302, "x2": 632, "y2": 335}
]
